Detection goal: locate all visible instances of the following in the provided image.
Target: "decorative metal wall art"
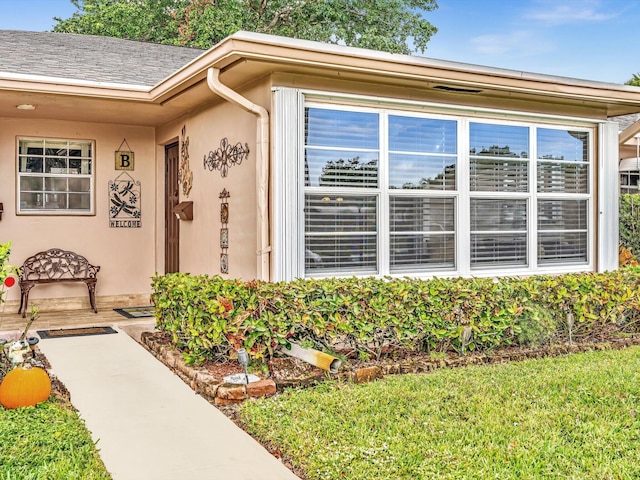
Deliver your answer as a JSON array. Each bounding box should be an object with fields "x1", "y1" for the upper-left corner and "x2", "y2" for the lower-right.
[
  {"x1": 114, "y1": 138, "x2": 135, "y2": 171},
  {"x1": 178, "y1": 125, "x2": 193, "y2": 196},
  {"x1": 219, "y1": 189, "x2": 230, "y2": 274},
  {"x1": 109, "y1": 172, "x2": 141, "y2": 228},
  {"x1": 204, "y1": 138, "x2": 249, "y2": 177}
]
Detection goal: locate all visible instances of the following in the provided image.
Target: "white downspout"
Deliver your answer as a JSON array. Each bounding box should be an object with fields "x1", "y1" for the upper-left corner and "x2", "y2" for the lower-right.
[{"x1": 206, "y1": 67, "x2": 271, "y2": 281}]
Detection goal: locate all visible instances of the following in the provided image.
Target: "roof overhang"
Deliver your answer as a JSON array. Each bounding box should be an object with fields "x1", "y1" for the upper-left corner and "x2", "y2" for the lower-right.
[{"x1": 3, "y1": 31, "x2": 640, "y2": 127}]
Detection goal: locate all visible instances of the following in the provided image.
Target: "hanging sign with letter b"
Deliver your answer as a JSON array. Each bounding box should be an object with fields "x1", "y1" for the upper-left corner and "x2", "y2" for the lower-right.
[{"x1": 115, "y1": 138, "x2": 135, "y2": 171}]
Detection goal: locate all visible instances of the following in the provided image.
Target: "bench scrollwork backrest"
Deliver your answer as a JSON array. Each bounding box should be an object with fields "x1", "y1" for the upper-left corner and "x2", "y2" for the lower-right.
[{"x1": 20, "y1": 249, "x2": 100, "y2": 281}]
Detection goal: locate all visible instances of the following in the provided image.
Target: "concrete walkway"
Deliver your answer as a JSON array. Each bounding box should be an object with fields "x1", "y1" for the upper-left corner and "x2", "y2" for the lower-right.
[{"x1": 37, "y1": 327, "x2": 300, "y2": 480}]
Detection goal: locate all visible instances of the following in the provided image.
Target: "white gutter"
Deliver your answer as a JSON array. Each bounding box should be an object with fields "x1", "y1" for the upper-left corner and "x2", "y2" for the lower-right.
[{"x1": 206, "y1": 68, "x2": 271, "y2": 281}]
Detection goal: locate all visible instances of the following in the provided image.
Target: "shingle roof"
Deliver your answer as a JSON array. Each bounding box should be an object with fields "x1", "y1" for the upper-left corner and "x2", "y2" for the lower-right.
[
  {"x1": 0, "y1": 30, "x2": 205, "y2": 87},
  {"x1": 612, "y1": 113, "x2": 640, "y2": 130}
]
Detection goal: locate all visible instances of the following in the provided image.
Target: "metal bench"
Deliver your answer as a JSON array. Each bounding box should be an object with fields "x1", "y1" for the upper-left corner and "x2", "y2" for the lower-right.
[{"x1": 18, "y1": 248, "x2": 100, "y2": 317}]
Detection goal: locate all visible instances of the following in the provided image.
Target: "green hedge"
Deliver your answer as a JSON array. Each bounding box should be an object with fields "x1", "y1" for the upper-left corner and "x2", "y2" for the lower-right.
[
  {"x1": 620, "y1": 194, "x2": 640, "y2": 256},
  {"x1": 151, "y1": 268, "x2": 640, "y2": 365}
]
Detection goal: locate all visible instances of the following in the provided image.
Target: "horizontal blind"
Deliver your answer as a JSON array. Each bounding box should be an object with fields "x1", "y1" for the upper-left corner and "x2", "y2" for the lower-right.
[
  {"x1": 389, "y1": 196, "x2": 455, "y2": 271},
  {"x1": 538, "y1": 199, "x2": 588, "y2": 264},
  {"x1": 305, "y1": 107, "x2": 379, "y2": 188},
  {"x1": 536, "y1": 129, "x2": 590, "y2": 265},
  {"x1": 537, "y1": 162, "x2": 588, "y2": 193},
  {"x1": 388, "y1": 116, "x2": 457, "y2": 191},
  {"x1": 305, "y1": 150, "x2": 378, "y2": 187},
  {"x1": 305, "y1": 194, "x2": 378, "y2": 274},
  {"x1": 470, "y1": 159, "x2": 528, "y2": 192},
  {"x1": 537, "y1": 129, "x2": 589, "y2": 162},
  {"x1": 470, "y1": 198, "x2": 527, "y2": 268},
  {"x1": 389, "y1": 154, "x2": 455, "y2": 190},
  {"x1": 470, "y1": 122, "x2": 529, "y2": 193}
]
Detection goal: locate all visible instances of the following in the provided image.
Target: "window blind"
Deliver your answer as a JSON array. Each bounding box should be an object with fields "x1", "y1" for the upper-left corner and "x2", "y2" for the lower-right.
[{"x1": 389, "y1": 196, "x2": 455, "y2": 271}]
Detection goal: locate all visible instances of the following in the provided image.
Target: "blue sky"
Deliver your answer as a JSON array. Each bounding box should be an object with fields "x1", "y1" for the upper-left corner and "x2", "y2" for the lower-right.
[{"x1": 0, "y1": 0, "x2": 638, "y2": 84}]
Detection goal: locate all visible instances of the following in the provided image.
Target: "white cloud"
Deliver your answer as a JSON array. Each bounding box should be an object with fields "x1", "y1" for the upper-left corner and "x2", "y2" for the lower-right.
[
  {"x1": 471, "y1": 31, "x2": 553, "y2": 57},
  {"x1": 524, "y1": 0, "x2": 620, "y2": 25}
]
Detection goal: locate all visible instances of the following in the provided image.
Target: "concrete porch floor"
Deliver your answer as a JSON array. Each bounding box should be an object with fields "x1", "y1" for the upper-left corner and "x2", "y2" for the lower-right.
[{"x1": 0, "y1": 305, "x2": 156, "y2": 342}]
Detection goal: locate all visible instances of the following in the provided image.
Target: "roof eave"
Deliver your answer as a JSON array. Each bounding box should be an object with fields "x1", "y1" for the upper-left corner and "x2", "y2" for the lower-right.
[{"x1": 4, "y1": 31, "x2": 640, "y2": 117}]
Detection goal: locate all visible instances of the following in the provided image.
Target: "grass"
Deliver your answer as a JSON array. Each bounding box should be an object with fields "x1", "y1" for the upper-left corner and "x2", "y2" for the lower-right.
[
  {"x1": 0, "y1": 400, "x2": 111, "y2": 479},
  {"x1": 240, "y1": 347, "x2": 640, "y2": 480}
]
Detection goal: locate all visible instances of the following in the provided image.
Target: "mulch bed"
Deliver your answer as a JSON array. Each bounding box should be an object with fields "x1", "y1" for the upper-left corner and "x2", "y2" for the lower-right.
[{"x1": 143, "y1": 330, "x2": 640, "y2": 384}]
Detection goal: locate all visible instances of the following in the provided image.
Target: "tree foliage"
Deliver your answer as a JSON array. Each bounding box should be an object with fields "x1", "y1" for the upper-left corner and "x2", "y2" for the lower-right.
[
  {"x1": 53, "y1": 0, "x2": 438, "y2": 54},
  {"x1": 626, "y1": 73, "x2": 640, "y2": 87}
]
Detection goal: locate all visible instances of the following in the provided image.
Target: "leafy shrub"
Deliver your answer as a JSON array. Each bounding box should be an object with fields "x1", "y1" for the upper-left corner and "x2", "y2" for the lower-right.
[
  {"x1": 620, "y1": 194, "x2": 640, "y2": 256},
  {"x1": 620, "y1": 245, "x2": 639, "y2": 267},
  {"x1": 0, "y1": 241, "x2": 19, "y2": 304},
  {"x1": 152, "y1": 268, "x2": 640, "y2": 365}
]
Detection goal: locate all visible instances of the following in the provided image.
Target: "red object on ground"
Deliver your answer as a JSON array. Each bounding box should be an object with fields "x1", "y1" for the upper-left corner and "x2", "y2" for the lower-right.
[{"x1": 3, "y1": 277, "x2": 15, "y2": 288}]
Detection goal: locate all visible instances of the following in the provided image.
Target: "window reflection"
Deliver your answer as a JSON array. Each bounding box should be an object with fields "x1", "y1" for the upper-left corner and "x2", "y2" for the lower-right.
[
  {"x1": 537, "y1": 129, "x2": 588, "y2": 162},
  {"x1": 305, "y1": 151, "x2": 378, "y2": 188},
  {"x1": 17, "y1": 138, "x2": 93, "y2": 214},
  {"x1": 389, "y1": 116, "x2": 457, "y2": 191}
]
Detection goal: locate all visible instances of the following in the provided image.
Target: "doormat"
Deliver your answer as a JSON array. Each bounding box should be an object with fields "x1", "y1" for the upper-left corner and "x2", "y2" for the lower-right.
[
  {"x1": 37, "y1": 326, "x2": 118, "y2": 339},
  {"x1": 113, "y1": 306, "x2": 155, "y2": 319}
]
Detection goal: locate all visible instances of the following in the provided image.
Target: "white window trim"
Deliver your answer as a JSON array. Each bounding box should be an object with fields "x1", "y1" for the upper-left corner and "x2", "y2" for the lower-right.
[
  {"x1": 272, "y1": 87, "x2": 606, "y2": 281},
  {"x1": 598, "y1": 121, "x2": 620, "y2": 272},
  {"x1": 16, "y1": 137, "x2": 95, "y2": 216},
  {"x1": 272, "y1": 88, "x2": 305, "y2": 280}
]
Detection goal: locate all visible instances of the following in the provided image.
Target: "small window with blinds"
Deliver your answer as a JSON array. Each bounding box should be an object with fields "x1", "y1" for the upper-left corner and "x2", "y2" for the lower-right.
[
  {"x1": 17, "y1": 138, "x2": 94, "y2": 215},
  {"x1": 470, "y1": 123, "x2": 529, "y2": 192},
  {"x1": 470, "y1": 199, "x2": 528, "y2": 268}
]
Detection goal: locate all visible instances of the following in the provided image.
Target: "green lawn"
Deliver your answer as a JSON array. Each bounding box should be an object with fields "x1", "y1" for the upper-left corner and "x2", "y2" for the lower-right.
[
  {"x1": 0, "y1": 400, "x2": 111, "y2": 479},
  {"x1": 240, "y1": 347, "x2": 640, "y2": 480}
]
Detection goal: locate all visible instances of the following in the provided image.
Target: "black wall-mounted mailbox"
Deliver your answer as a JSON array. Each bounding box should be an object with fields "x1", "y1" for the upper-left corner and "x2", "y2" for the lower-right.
[
  {"x1": 0, "y1": 202, "x2": 3, "y2": 221},
  {"x1": 172, "y1": 201, "x2": 193, "y2": 221}
]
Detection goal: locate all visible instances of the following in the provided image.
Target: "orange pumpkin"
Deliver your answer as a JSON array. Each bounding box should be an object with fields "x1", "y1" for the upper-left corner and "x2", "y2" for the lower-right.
[{"x1": 0, "y1": 366, "x2": 51, "y2": 409}]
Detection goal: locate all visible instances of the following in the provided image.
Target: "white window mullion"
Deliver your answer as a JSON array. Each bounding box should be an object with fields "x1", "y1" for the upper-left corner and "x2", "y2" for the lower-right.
[
  {"x1": 530, "y1": 126, "x2": 538, "y2": 270},
  {"x1": 458, "y1": 118, "x2": 470, "y2": 276},
  {"x1": 379, "y1": 112, "x2": 389, "y2": 276}
]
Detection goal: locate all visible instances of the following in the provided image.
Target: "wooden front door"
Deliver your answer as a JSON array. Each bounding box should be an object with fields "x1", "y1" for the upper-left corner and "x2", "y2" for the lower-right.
[{"x1": 165, "y1": 143, "x2": 180, "y2": 273}]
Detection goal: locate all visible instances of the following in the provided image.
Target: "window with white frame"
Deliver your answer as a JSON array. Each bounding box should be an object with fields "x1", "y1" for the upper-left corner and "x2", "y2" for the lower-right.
[
  {"x1": 302, "y1": 103, "x2": 591, "y2": 277},
  {"x1": 536, "y1": 128, "x2": 589, "y2": 264},
  {"x1": 17, "y1": 138, "x2": 94, "y2": 215},
  {"x1": 620, "y1": 172, "x2": 640, "y2": 194}
]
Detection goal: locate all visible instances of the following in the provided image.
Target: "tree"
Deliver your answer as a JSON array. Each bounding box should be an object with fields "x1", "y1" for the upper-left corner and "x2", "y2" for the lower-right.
[
  {"x1": 626, "y1": 73, "x2": 640, "y2": 87},
  {"x1": 53, "y1": 0, "x2": 438, "y2": 54}
]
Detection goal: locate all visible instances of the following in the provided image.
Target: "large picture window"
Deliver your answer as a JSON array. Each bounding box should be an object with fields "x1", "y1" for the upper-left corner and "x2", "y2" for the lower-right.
[
  {"x1": 17, "y1": 138, "x2": 94, "y2": 215},
  {"x1": 302, "y1": 104, "x2": 592, "y2": 277}
]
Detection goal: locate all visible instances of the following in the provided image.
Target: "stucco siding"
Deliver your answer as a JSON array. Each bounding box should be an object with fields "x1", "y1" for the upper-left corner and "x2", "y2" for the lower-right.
[
  {"x1": 155, "y1": 80, "x2": 269, "y2": 280},
  {"x1": 0, "y1": 118, "x2": 156, "y2": 303}
]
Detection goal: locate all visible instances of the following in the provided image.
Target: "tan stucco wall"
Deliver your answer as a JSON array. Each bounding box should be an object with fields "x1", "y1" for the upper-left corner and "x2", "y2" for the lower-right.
[
  {"x1": 155, "y1": 78, "x2": 271, "y2": 280},
  {"x1": 0, "y1": 118, "x2": 156, "y2": 304}
]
